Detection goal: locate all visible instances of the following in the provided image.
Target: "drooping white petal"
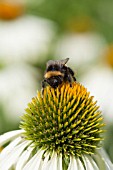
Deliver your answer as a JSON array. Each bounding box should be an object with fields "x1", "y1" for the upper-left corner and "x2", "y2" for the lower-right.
[
  {"x1": 67, "y1": 156, "x2": 78, "y2": 170},
  {"x1": 40, "y1": 152, "x2": 50, "y2": 170},
  {"x1": 15, "y1": 145, "x2": 34, "y2": 170},
  {"x1": 23, "y1": 149, "x2": 44, "y2": 170},
  {"x1": 0, "y1": 136, "x2": 22, "y2": 160},
  {"x1": 94, "y1": 149, "x2": 113, "y2": 170},
  {"x1": 76, "y1": 157, "x2": 84, "y2": 170},
  {"x1": 45, "y1": 152, "x2": 57, "y2": 170},
  {"x1": 39, "y1": 152, "x2": 62, "y2": 170},
  {"x1": 0, "y1": 130, "x2": 24, "y2": 145},
  {"x1": 0, "y1": 140, "x2": 30, "y2": 170},
  {"x1": 57, "y1": 154, "x2": 62, "y2": 170},
  {"x1": 83, "y1": 155, "x2": 99, "y2": 170},
  {"x1": 83, "y1": 155, "x2": 98, "y2": 170},
  {"x1": 99, "y1": 148, "x2": 113, "y2": 169}
]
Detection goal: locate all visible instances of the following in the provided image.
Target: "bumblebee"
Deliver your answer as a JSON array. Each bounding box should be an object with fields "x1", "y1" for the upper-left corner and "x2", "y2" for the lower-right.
[{"x1": 42, "y1": 58, "x2": 76, "y2": 93}]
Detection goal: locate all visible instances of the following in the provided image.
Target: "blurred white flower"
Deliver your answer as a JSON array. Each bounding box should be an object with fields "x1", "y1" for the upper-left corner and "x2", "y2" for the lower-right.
[
  {"x1": 0, "y1": 130, "x2": 113, "y2": 170},
  {"x1": 0, "y1": 64, "x2": 39, "y2": 122},
  {"x1": 0, "y1": 15, "x2": 56, "y2": 64},
  {"x1": 81, "y1": 66, "x2": 113, "y2": 123},
  {"x1": 55, "y1": 33, "x2": 106, "y2": 68}
]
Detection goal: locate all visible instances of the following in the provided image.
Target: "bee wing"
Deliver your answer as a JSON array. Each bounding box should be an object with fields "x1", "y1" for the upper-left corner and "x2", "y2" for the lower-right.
[
  {"x1": 58, "y1": 58, "x2": 69, "y2": 65},
  {"x1": 57, "y1": 58, "x2": 69, "y2": 65},
  {"x1": 46, "y1": 58, "x2": 69, "y2": 67}
]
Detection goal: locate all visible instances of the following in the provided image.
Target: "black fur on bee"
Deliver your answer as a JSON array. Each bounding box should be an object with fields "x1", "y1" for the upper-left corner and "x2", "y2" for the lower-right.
[{"x1": 41, "y1": 58, "x2": 76, "y2": 94}]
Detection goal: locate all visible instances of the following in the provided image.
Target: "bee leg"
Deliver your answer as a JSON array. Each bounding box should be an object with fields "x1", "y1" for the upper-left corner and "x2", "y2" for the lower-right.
[
  {"x1": 41, "y1": 79, "x2": 46, "y2": 95},
  {"x1": 67, "y1": 67, "x2": 76, "y2": 81}
]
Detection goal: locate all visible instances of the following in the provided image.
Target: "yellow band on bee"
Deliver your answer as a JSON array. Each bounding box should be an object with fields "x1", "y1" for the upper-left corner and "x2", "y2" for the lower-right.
[{"x1": 44, "y1": 71, "x2": 64, "y2": 78}]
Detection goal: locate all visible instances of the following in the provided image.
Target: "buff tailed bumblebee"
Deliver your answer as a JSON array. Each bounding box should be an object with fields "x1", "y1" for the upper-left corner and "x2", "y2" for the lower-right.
[{"x1": 42, "y1": 58, "x2": 76, "y2": 93}]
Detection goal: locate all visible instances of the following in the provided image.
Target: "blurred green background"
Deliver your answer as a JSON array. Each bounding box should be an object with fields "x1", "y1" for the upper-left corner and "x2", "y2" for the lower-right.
[{"x1": 0, "y1": 0, "x2": 113, "y2": 162}]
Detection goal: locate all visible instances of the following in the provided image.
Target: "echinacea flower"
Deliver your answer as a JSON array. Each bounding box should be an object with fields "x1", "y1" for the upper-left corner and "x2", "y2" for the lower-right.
[
  {"x1": 81, "y1": 66, "x2": 113, "y2": 123},
  {"x1": 0, "y1": 0, "x2": 25, "y2": 20},
  {"x1": 0, "y1": 82, "x2": 113, "y2": 170},
  {"x1": 0, "y1": 15, "x2": 55, "y2": 65},
  {"x1": 0, "y1": 64, "x2": 39, "y2": 122},
  {"x1": 55, "y1": 33, "x2": 106, "y2": 69}
]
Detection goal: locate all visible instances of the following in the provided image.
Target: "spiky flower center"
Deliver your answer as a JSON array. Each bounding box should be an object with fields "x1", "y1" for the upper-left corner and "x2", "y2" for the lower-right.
[{"x1": 20, "y1": 82, "x2": 105, "y2": 157}]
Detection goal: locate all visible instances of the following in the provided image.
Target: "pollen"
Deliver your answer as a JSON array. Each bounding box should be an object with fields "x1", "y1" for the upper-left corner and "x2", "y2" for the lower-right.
[{"x1": 20, "y1": 82, "x2": 105, "y2": 157}]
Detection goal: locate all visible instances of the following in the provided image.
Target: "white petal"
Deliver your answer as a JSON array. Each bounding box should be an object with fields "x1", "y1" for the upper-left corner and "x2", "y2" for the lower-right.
[
  {"x1": 41, "y1": 152, "x2": 62, "y2": 170},
  {"x1": 99, "y1": 148, "x2": 113, "y2": 169},
  {"x1": 23, "y1": 149, "x2": 44, "y2": 170},
  {"x1": 45, "y1": 152, "x2": 57, "y2": 170},
  {"x1": 68, "y1": 156, "x2": 78, "y2": 170},
  {"x1": 16, "y1": 145, "x2": 34, "y2": 170},
  {"x1": 94, "y1": 149, "x2": 113, "y2": 170},
  {"x1": 0, "y1": 140, "x2": 30, "y2": 170},
  {"x1": 40, "y1": 152, "x2": 50, "y2": 170},
  {"x1": 57, "y1": 154, "x2": 62, "y2": 170},
  {"x1": 0, "y1": 130, "x2": 24, "y2": 145},
  {"x1": 76, "y1": 157, "x2": 85, "y2": 170},
  {"x1": 0, "y1": 136, "x2": 22, "y2": 160},
  {"x1": 83, "y1": 155, "x2": 97, "y2": 170},
  {"x1": 87, "y1": 155, "x2": 99, "y2": 170}
]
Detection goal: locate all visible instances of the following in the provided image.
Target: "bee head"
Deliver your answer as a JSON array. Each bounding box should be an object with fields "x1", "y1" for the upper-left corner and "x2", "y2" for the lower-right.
[{"x1": 48, "y1": 75, "x2": 63, "y2": 88}]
